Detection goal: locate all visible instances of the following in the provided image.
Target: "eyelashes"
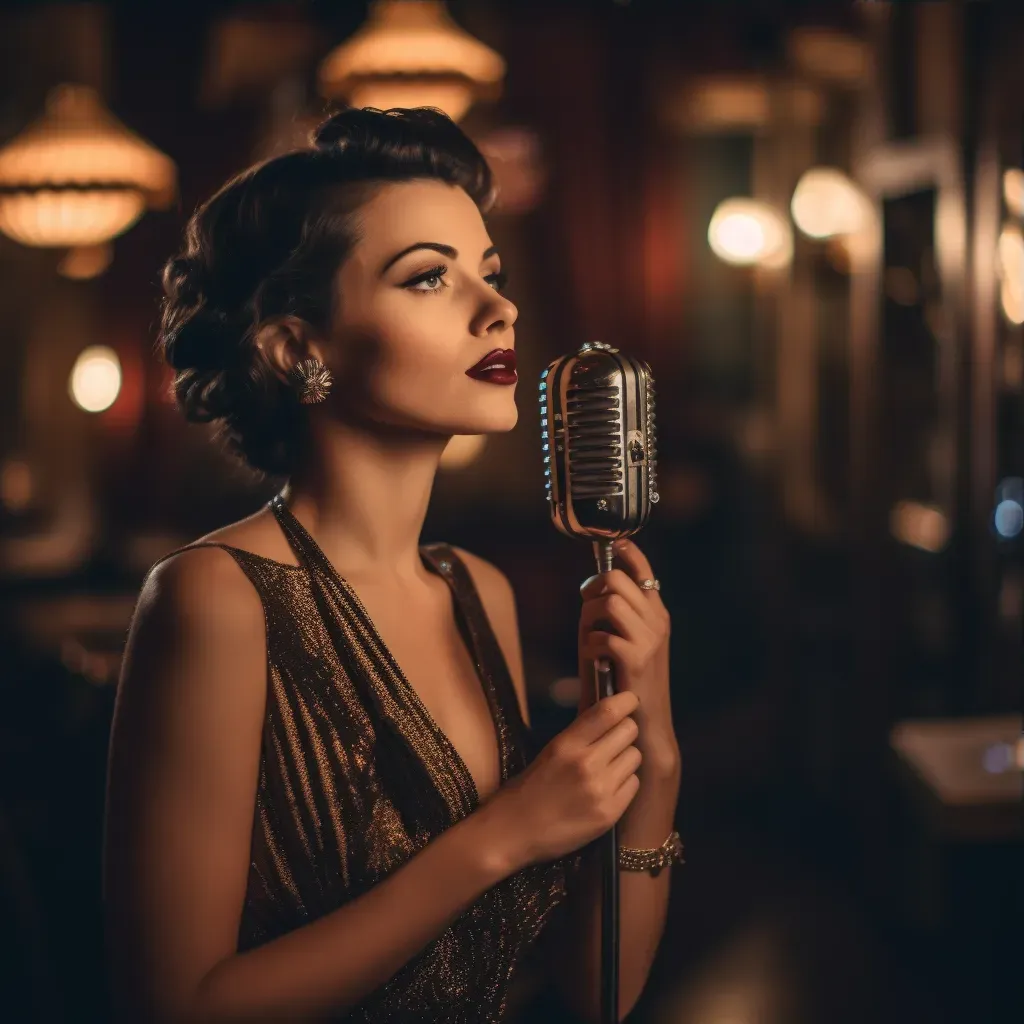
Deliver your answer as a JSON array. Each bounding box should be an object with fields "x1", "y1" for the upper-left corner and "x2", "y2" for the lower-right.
[{"x1": 403, "y1": 263, "x2": 508, "y2": 295}]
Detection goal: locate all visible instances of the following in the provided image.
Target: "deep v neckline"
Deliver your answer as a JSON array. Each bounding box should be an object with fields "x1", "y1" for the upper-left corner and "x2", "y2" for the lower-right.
[{"x1": 267, "y1": 494, "x2": 507, "y2": 812}]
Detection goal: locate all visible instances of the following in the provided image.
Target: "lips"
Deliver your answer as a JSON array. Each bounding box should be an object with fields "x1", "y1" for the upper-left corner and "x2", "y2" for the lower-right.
[{"x1": 465, "y1": 347, "x2": 517, "y2": 385}]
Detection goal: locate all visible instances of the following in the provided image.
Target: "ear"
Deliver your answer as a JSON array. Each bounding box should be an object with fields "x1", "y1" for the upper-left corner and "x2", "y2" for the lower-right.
[{"x1": 254, "y1": 317, "x2": 328, "y2": 386}]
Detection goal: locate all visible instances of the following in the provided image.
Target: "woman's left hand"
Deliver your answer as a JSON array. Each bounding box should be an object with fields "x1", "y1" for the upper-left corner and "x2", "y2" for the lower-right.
[{"x1": 578, "y1": 538, "x2": 680, "y2": 776}]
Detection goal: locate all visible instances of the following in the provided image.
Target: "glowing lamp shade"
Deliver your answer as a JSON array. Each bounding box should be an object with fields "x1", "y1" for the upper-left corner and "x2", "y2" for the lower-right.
[
  {"x1": 0, "y1": 85, "x2": 176, "y2": 249},
  {"x1": 69, "y1": 345, "x2": 122, "y2": 413},
  {"x1": 318, "y1": 0, "x2": 505, "y2": 123},
  {"x1": 708, "y1": 198, "x2": 792, "y2": 268},
  {"x1": 791, "y1": 167, "x2": 868, "y2": 239},
  {"x1": 0, "y1": 190, "x2": 145, "y2": 248}
]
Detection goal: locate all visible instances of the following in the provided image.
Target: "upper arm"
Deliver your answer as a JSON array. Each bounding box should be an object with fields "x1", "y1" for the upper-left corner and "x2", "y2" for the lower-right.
[
  {"x1": 450, "y1": 546, "x2": 530, "y2": 730},
  {"x1": 103, "y1": 547, "x2": 268, "y2": 1021}
]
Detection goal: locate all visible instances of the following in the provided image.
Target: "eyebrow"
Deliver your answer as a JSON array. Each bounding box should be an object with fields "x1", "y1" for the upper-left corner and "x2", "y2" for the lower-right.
[{"x1": 380, "y1": 242, "x2": 499, "y2": 275}]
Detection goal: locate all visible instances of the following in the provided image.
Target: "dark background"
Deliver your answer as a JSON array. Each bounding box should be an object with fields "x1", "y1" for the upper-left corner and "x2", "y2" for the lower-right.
[{"x1": 0, "y1": 2, "x2": 1020, "y2": 1021}]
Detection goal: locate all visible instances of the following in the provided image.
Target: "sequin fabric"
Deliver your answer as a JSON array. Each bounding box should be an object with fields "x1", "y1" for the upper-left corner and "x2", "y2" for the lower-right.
[{"x1": 148, "y1": 495, "x2": 581, "y2": 1021}]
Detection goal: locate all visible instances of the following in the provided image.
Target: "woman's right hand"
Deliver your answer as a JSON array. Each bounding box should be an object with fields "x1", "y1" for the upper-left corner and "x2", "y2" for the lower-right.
[{"x1": 485, "y1": 690, "x2": 642, "y2": 868}]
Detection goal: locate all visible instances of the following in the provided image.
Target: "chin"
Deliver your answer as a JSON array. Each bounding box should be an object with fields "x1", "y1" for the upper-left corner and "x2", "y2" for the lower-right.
[
  {"x1": 486, "y1": 402, "x2": 519, "y2": 433},
  {"x1": 452, "y1": 417, "x2": 518, "y2": 436},
  {"x1": 455, "y1": 391, "x2": 519, "y2": 433}
]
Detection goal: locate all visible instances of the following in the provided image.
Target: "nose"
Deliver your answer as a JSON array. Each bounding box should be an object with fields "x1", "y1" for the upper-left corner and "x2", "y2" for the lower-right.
[{"x1": 471, "y1": 285, "x2": 517, "y2": 338}]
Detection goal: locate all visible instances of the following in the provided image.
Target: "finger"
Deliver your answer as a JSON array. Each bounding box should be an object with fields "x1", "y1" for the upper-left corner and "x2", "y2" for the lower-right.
[
  {"x1": 586, "y1": 713, "x2": 639, "y2": 764},
  {"x1": 612, "y1": 538, "x2": 664, "y2": 603},
  {"x1": 579, "y1": 591, "x2": 653, "y2": 646},
  {"x1": 580, "y1": 568, "x2": 650, "y2": 622},
  {"x1": 606, "y1": 742, "x2": 643, "y2": 790},
  {"x1": 572, "y1": 691, "x2": 639, "y2": 745},
  {"x1": 610, "y1": 772, "x2": 641, "y2": 818},
  {"x1": 581, "y1": 629, "x2": 654, "y2": 677},
  {"x1": 612, "y1": 537, "x2": 654, "y2": 579}
]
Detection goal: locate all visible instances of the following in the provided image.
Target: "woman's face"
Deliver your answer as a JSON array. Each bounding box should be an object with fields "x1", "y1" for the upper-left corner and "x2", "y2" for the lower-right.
[{"x1": 327, "y1": 178, "x2": 519, "y2": 438}]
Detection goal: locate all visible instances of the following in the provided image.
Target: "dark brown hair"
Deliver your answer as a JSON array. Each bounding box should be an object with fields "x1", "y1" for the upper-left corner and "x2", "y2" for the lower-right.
[{"x1": 157, "y1": 106, "x2": 495, "y2": 479}]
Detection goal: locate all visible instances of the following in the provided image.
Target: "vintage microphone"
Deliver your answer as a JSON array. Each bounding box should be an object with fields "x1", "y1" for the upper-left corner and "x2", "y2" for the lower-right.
[{"x1": 538, "y1": 340, "x2": 658, "y2": 1024}]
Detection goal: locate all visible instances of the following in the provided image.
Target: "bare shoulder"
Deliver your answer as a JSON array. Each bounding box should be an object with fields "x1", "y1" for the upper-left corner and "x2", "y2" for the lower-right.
[
  {"x1": 123, "y1": 544, "x2": 269, "y2": 741},
  {"x1": 449, "y1": 546, "x2": 530, "y2": 728},
  {"x1": 120, "y1": 543, "x2": 268, "y2": 770},
  {"x1": 106, "y1": 545, "x2": 269, "y2": 1018},
  {"x1": 142, "y1": 541, "x2": 263, "y2": 612}
]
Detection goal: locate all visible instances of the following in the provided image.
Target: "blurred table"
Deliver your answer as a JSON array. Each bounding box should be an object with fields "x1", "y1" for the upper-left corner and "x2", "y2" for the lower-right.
[
  {"x1": 889, "y1": 714, "x2": 1022, "y2": 1022},
  {"x1": 890, "y1": 714, "x2": 1023, "y2": 842}
]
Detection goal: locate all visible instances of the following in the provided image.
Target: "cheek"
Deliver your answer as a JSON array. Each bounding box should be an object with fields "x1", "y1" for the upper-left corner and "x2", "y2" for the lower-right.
[
  {"x1": 336, "y1": 292, "x2": 516, "y2": 430},
  {"x1": 352, "y1": 302, "x2": 463, "y2": 404},
  {"x1": 380, "y1": 306, "x2": 458, "y2": 378}
]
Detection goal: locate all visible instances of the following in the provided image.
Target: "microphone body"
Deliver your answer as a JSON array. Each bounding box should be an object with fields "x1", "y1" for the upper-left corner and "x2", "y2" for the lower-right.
[
  {"x1": 541, "y1": 340, "x2": 658, "y2": 540},
  {"x1": 539, "y1": 341, "x2": 658, "y2": 1024}
]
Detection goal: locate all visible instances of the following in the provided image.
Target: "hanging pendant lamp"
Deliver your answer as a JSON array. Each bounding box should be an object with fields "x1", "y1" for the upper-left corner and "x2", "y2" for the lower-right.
[
  {"x1": 318, "y1": 0, "x2": 505, "y2": 123},
  {"x1": 0, "y1": 84, "x2": 177, "y2": 274}
]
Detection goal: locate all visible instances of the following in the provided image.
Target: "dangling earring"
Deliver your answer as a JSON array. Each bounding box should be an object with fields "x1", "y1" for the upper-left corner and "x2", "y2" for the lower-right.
[{"x1": 288, "y1": 358, "x2": 333, "y2": 405}]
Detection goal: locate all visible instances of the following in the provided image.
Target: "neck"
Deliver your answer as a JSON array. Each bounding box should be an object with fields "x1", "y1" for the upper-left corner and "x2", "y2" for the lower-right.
[{"x1": 281, "y1": 416, "x2": 449, "y2": 586}]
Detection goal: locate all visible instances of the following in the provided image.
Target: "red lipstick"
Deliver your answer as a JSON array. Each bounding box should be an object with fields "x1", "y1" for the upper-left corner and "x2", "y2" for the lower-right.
[{"x1": 465, "y1": 347, "x2": 517, "y2": 385}]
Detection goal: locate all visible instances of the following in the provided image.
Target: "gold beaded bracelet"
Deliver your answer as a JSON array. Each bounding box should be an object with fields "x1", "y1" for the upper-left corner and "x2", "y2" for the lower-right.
[{"x1": 617, "y1": 830, "x2": 685, "y2": 876}]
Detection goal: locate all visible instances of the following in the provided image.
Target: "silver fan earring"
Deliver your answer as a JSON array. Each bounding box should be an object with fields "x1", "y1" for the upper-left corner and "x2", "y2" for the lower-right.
[{"x1": 289, "y1": 358, "x2": 333, "y2": 405}]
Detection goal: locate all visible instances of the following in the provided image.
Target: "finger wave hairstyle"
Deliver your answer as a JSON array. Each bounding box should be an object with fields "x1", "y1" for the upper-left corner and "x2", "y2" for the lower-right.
[{"x1": 157, "y1": 106, "x2": 495, "y2": 479}]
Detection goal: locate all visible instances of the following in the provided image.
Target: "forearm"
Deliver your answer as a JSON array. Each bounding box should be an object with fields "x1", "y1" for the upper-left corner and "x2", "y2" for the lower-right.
[
  {"x1": 180, "y1": 803, "x2": 515, "y2": 1023},
  {"x1": 556, "y1": 754, "x2": 681, "y2": 1023}
]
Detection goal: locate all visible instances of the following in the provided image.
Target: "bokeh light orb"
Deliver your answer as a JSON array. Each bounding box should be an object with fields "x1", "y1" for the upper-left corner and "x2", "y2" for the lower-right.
[
  {"x1": 994, "y1": 499, "x2": 1023, "y2": 539},
  {"x1": 708, "y1": 198, "x2": 791, "y2": 267},
  {"x1": 1003, "y1": 168, "x2": 1024, "y2": 218},
  {"x1": 69, "y1": 345, "x2": 122, "y2": 413},
  {"x1": 791, "y1": 167, "x2": 868, "y2": 239}
]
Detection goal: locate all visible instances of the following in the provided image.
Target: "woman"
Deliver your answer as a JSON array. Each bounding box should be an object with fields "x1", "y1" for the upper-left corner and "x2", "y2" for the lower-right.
[{"x1": 103, "y1": 106, "x2": 682, "y2": 1023}]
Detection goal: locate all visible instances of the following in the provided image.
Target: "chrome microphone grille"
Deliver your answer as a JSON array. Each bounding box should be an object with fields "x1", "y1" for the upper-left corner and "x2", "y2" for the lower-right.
[
  {"x1": 540, "y1": 341, "x2": 657, "y2": 540},
  {"x1": 566, "y1": 384, "x2": 623, "y2": 498}
]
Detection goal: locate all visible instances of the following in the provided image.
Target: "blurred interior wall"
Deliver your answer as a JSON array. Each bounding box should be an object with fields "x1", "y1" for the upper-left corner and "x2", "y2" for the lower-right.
[{"x1": 0, "y1": 5, "x2": 114, "y2": 575}]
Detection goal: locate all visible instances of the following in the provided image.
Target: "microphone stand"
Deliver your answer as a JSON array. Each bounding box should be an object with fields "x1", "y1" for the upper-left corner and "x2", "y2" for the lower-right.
[{"x1": 592, "y1": 537, "x2": 619, "y2": 1024}]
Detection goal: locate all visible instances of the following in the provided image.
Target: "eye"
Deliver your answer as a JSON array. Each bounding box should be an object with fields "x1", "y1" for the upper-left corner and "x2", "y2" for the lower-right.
[
  {"x1": 485, "y1": 269, "x2": 508, "y2": 293},
  {"x1": 404, "y1": 264, "x2": 449, "y2": 293}
]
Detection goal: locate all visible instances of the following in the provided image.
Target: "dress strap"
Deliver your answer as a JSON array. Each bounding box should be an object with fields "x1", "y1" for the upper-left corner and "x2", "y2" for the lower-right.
[
  {"x1": 265, "y1": 494, "x2": 480, "y2": 823},
  {"x1": 267, "y1": 495, "x2": 535, "y2": 780},
  {"x1": 268, "y1": 493, "x2": 341, "y2": 576},
  {"x1": 420, "y1": 543, "x2": 535, "y2": 770}
]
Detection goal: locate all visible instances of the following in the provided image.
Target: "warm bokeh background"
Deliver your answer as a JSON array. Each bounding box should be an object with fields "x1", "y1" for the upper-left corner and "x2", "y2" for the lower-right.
[{"x1": 0, "y1": 2, "x2": 1020, "y2": 1021}]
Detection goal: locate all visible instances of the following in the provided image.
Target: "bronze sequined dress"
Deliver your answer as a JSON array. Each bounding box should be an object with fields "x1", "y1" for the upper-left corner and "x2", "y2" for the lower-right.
[{"x1": 148, "y1": 494, "x2": 581, "y2": 1021}]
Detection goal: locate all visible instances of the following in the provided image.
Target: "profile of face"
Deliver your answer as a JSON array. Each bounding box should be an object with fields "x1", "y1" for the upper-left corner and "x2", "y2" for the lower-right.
[{"x1": 313, "y1": 178, "x2": 519, "y2": 440}]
